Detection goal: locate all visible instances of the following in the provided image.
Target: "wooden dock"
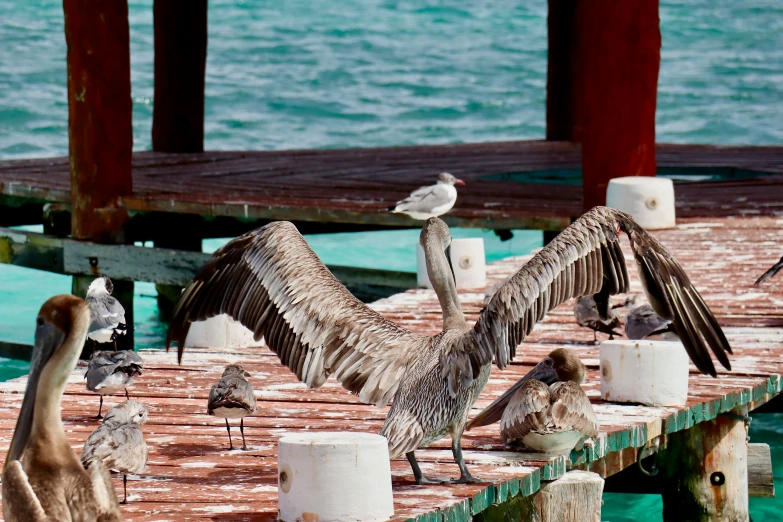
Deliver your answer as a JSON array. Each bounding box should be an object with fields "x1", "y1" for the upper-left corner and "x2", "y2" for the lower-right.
[
  {"x1": 2, "y1": 141, "x2": 782, "y2": 235},
  {"x1": 0, "y1": 213, "x2": 781, "y2": 521}
]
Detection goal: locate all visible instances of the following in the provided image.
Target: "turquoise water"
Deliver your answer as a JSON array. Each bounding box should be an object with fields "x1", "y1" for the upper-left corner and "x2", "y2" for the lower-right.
[{"x1": 1, "y1": 1, "x2": 781, "y2": 519}]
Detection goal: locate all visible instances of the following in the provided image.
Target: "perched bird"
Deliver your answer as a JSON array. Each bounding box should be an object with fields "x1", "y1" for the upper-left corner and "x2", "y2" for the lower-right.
[
  {"x1": 167, "y1": 206, "x2": 731, "y2": 484},
  {"x1": 86, "y1": 275, "x2": 128, "y2": 350},
  {"x1": 208, "y1": 364, "x2": 257, "y2": 450},
  {"x1": 467, "y1": 348, "x2": 599, "y2": 454},
  {"x1": 389, "y1": 172, "x2": 465, "y2": 220},
  {"x1": 574, "y1": 296, "x2": 622, "y2": 343},
  {"x1": 755, "y1": 255, "x2": 783, "y2": 286},
  {"x1": 625, "y1": 303, "x2": 679, "y2": 341},
  {"x1": 85, "y1": 349, "x2": 144, "y2": 418},
  {"x1": 81, "y1": 400, "x2": 149, "y2": 504},
  {"x1": 2, "y1": 295, "x2": 122, "y2": 521}
]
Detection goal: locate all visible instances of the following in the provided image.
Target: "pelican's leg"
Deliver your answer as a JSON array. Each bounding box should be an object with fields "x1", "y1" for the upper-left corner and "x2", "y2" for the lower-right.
[
  {"x1": 406, "y1": 451, "x2": 449, "y2": 485},
  {"x1": 225, "y1": 419, "x2": 234, "y2": 450},
  {"x1": 94, "y1": 395, "x2": 104, "y2": 419},
  {"x1": 240, "y1": 418, "x2": 249, "y2": 450},
  {"x1": 120, "y1": 474, "x2": 128, "y2": 504},
  {"x1": 450, "y1": 431, "x2": 480, "y2": 484}
]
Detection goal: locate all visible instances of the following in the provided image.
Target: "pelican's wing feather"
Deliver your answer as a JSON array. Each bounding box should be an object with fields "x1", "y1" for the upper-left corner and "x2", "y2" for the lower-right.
[
  {"x1": 549, "y1": 381, "x2": 599, "y2": 438},
  {"x1": 755, "y1": 254, "x2": 783, "y2": 285},
  {"x1": 1, "y1": 460, "x2": 48, "y2": 522},
  {"x1": 499, "y1": 380, "x2": 550, "y2": 441},
  {"x1": 470, "y1": 206, "x2": 731, "y2": 377},
  {"x1": 167, "y1": 221, "x2": 427, "y2": 406},
  {"x1": 85, "y1": 460, "x2": 122, "y2": 522}
]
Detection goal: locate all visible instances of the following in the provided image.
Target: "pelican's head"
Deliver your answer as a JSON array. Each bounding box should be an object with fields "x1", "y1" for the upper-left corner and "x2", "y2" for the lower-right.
[
  {"x1": 437, "y1": 172, "x2": 465, "y2": 186},
  {"x1": 421, "y1": 217, "x2": 456, "y2": 283},
  {"x1": 521, "y1": 348, "x2": 586, "y2": 386},
  {"x1": 223, "y1": 364, "x2": 251, "y2": 378},
  {"x1": 6, "y1": 295, "x2": 90, "y2": 465},
  {"x1": 87, "y1": 275, "x2": 113, "y2": 297},
  {"x1": 105, "y1": 400, "x2": 149, "y2": 426}
]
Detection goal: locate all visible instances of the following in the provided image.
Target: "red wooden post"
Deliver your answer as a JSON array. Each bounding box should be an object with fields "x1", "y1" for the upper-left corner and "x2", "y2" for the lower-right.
[
  {"x1": 63, "y1": 0, "x2": 133, "y2": 242},
  {"x1": 152, "y1": 0, "x2": 208, "y2": 153},
  {"x1": 547, "y1": 0, "x2": 661, "y2": 212}
]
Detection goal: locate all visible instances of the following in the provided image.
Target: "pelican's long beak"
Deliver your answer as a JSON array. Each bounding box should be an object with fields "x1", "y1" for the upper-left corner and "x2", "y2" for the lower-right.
[
  {"x1": 466, "y1": 359, "x2": 558, "y2": 431},
  {"x1": 6, "y1": 321, "x2": 64, "y2": 465},
  {"x1": 454, "y1": 179, "x2": 466, "y2": 186}
]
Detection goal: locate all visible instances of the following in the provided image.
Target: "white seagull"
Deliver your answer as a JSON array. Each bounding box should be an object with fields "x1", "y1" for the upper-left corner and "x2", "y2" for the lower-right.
[
  {"x1": 389, "y1": 172, "x2": 465, "y2": 220},
  {"x1": 86, "y1": 276, "x2": 128, "y2": 350}
]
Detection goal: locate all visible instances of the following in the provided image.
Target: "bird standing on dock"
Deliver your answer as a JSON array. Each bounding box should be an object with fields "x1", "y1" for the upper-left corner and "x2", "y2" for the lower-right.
[
  {"x1": 81, "y1": 400, "x2": 149, "y2": 504},
  {"x1": 466, "y1": 348, "x2": 599, "y2": 454},
  {"x1": 167, "y1": 206, "x2": 732, "y2": 484},
  {"x1": 574, "y1": 296, "x2": 622, "y2": 343},
  {"x1": 2, "y1": 295, "x2": 122, "y2": 521},
  {"x1": 86, "y1": 349, "x2": 144, "y2": 418},
  {"x1": 208, "y1": 364, "x2": 257, "y2": 450},
  {"x1": 755, "y1": 254, "x2": 783, "y2": 285},
  {"x1": 389, "y1": 172, "x2": 465, "y2": 220},
  {"x1": 625, "y1": 302, "x2": 679, "y2": 341},
  {"x1": 86, "y1": 275, "x2": 128, "y2": 351}
]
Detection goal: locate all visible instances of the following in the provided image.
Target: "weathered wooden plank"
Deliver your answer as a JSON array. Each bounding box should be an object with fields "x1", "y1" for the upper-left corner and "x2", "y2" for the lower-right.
[{"x1": 748, "y1": 443, "x2": 775, "y2": 498}]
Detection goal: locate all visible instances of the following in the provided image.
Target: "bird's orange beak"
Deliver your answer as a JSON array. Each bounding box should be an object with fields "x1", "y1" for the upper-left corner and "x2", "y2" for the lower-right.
[{"x1": 455, "y1": 179, "x2": 466, "y2": 186}]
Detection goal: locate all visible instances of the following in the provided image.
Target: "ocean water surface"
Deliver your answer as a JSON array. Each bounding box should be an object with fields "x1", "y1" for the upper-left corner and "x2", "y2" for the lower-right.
[{"x1": 0, "y1": 1, "x2": 781, "y2": 520}]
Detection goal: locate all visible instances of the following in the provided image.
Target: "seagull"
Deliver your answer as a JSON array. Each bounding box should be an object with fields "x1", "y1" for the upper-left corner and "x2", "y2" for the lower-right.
[
  {"x1": 626, "y1": 303, "x2": 679, "y2": 341},
  {"x1": 167, "y1": 206, "x2": 731, "y2": 484},
  {"x1": 81, "y1": 400, "x2": 149, "y2": 504},
  {"x1": 2, "y1": 295, "x2": 122, "y2": 521},
  {"x1": 574, "y1": 296, "x2": 622, "y2": 343},
  {"x1": 755, "y1": 254, "x2": 783, "y2": 286},
  {"x1": 389, "y1": 172, "x2": 465, "y2": 220},
  {"x1": 208, "y1": 364, "x2": 257, "y2": 450},
  {"x1": 85, "y1": 350, "x2": 144, "y2": 419},
  {"x1": 86, "y1": 276, "x2": 128, "y2": 351},
  {"x1": 467, "y1": 348, "x2": 599, "y2": 454}
]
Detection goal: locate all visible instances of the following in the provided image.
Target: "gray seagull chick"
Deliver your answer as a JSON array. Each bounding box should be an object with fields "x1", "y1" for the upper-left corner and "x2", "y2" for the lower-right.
[
  {"x1": 85, "y1": 350, "x2": 144, "y2": 419},
  {"x1": 625, "y1": 303, "x2": 678, "y2": 341},
  {"x1": 208, "y1": 364, "x2": 257, "y2": 450},
  {"x1": 574, "y1": 296, "x2": 622, "y2": 343},
  {"x1": 81, "y1": 400, "x2": 149, "y2": 504}
]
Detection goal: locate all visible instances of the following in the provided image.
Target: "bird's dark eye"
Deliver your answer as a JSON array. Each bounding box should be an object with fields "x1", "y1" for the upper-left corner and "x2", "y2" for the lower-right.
[
  {"x1": 544, "y1": 358, "x2": 553, "y2": 366},
  {"x1": 36, "y1": 316, "x2": 44, "y2": 327}
]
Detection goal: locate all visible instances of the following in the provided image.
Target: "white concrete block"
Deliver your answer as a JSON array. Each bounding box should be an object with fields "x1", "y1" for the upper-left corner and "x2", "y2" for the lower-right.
[
  {"x1": 606, "y1": 176, "x2": 676, "y2": 230},
  {"x1": 600, "y1": 340, "x2": 689, "y2": 406},
  {"x1": 417, "y1": 237, "x2": 486, "y2": 289},
  {"x1": 278, "y1": 432, "x2": 394, "y2": 522},
  {"x1": 184, "y1": 314, "x2": 265, "y2": 349}
]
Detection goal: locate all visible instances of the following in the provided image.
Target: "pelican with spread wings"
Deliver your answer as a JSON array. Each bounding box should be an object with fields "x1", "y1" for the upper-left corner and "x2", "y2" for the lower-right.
[{"x1": 167, "y1": 206, "x2": 731, "y2": 484}]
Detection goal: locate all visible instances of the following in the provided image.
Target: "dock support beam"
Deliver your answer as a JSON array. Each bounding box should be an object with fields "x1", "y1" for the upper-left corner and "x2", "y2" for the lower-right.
[
  {"x1": 659, "y1": 412, "x2": 750, "y2": 522},
  {"x1": 152, "y1": 0, "x2": 208, "y2": 153},
  {"x1": 63, "y1": 0, "x2": 134, "y2": 350},
  {"x1": 547, "y1": 0, "x2": 660, "y2": 211},
  {"x1": 476, "y1": 471, "x2": 604, "y2": 522}
]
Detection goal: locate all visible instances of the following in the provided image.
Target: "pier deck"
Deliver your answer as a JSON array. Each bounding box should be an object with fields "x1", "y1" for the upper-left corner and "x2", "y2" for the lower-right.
[
  {"x1": 0, "y1": 213, "x2": 782, "y2": 520},
  {"x1": 2, "y1": 141, "x2": 783, "y2": 233}
]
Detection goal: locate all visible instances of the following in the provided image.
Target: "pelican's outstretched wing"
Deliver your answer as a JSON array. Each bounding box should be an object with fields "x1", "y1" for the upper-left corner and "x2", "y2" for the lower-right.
[
  {"x1": 755, "y1": 255, "x2": 783, "y2": 286},
  {"x1": 1, "y1": 461, "x2": 48, "y2": 522},
  {"x1": 167, "y1": 221, "x2": 428, "y2": 407},
  {"x1": 469, "y1": 206, "x2": 731, "y2": 377}
]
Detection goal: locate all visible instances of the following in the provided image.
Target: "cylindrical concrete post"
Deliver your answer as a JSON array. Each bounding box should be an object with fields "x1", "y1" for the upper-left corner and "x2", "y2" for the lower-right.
[{"x1": 606, "y1": 176, "x2": 676, "y2": 230}]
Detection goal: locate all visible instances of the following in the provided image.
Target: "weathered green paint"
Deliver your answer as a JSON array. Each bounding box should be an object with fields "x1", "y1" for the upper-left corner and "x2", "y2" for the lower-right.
[
  {"x1": 442, "y1": 499, "x2": 470, "y2": 522},
  {"x1": 469, "y1": 484, "x2": 495, "y2": 514},
  {"x1": 541, "y1": 455, "x2": 566, "y2": 480}
]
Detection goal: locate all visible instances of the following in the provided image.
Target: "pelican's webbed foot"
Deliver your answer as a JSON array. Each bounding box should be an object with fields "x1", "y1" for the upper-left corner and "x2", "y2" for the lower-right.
[{"x1": 406, "y1": 452, "x2": 450, "y2": 485}]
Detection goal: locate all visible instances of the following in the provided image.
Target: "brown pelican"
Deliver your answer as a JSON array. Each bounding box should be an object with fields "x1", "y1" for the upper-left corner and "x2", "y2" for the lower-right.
[
  {"x1": 466, "y1": 348, "x2": 599, "y2": 453},
  {"x1": 389, "y1": 172, "x2": 465, "y2": 219},
  {"x1": 86, "y1": 276, "x2": 128, "y2": 350},
  {"x1": 626, "y1": 302, "x2": 679, "y2": 341},
  {"x1": 85, "y1": 349, "x2": 144, "y2": 419},
  {"x1": 207, "y1": 364, "x2": 257, "y2": 450},
  {"x1": 574, "y1": 296, "x2": 622, "y2": 342},
  {"x1": 755, "y1": 254, "x2": 783, "y2": 285},
  {"x1": 81, "y1": 400, "x2": 149, "y2": 504},
  {"x1": 167, "y1": 206, "x2": 731, "y2": 484},
  {"x1": 2, "y1": 295, "x2": 122, "y2": 521}
]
